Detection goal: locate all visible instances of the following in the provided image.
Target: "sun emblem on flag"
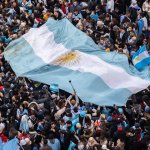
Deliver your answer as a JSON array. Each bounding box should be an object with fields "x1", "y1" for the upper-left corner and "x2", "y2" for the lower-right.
[
  {"x1": 53, "y1": 50, "x2": 80, "y2": 66},
  {"x1": 134, "y1": 56, "x2": 139, "y2": 62}
]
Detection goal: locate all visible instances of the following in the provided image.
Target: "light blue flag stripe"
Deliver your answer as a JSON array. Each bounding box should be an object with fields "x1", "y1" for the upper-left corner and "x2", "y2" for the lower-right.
[
  {"x1": 3, "y1": 138, "x2": 19, "y2": 150},
  {"x1": 45, "y1": 18, "x2": 99, "y2": 53},
  {"x1": 135, "y1": 57, "x2": 150, "y2": 70},
  {"x1": 5, "y1": 38, "x2": 45, "y2": 76},
  {"x1": 22, "y1": 64, "x2": 132, "y2": 105}
]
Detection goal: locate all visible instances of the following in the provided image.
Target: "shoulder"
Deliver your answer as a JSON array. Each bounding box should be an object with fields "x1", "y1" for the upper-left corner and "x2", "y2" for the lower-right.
[
  {"x1": 55, "y1": 138, "x2": 60, "y2": 143},
  {"x1": 33, "y1": 146, "x2": 38, "y2": 150}
]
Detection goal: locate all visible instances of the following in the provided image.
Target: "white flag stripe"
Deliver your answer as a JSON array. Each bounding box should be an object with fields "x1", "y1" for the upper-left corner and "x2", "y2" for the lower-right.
[{"x1": 23, "y1": 25, "x2": 70, "y2": 63}]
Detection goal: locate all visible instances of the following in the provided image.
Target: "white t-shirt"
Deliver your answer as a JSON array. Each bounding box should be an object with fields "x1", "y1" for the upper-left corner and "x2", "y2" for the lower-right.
[
  {"x1": 142, "y1": 17, "x2": 148, "y2": 29},
  {"x1": 47, "y1": 139, "x2": 61, "y2": 150},
  {"x1": 106, "y1": 0, "x2": 114, "y2": 12}
]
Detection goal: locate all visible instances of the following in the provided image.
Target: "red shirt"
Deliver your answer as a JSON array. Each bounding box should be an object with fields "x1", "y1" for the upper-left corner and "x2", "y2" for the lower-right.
[
  {"x1": 61, "y1": 3, "x2": 70, "y2": 14},
  {"x1": 19, "y1": 133, "x2": 30, "y2": 140},
  {"x1": 0, "y1": 86, "x2": 4, "y2": 91},
  {"x1": 0, "y1": 133, "x2": 8, "y2": 143}
]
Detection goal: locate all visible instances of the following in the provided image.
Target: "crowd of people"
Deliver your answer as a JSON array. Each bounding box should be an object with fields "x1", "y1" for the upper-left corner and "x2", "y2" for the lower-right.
[{"x1": 0, "y1": 0, "x2": 150, "y2": 150}]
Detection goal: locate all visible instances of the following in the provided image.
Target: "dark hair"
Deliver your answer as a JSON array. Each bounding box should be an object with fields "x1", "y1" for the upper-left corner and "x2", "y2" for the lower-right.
[
  {"x1": 40, "y1": 146, "x2": 52, "y2": 150},
  {"x1": 54, "y1": 11, "x2": 62, "y2": 20},
  {"x1": 85, "y1": 116, "x2": 91, "y2": 125},
  {"x1": 66, "y1": 120, "x2": 72, "y2": 125},
  {"x1": 34, "y1": 134, "x2": 42, "y2": 144},
  {"x1": 43, "y1": 138, "x2": 48, "y2": 145},
  {"x1": 73, "y1": 107, "x2": 78, "y2": 113},
  {"x1": 49, "y1": 133, "x2": 54, "y2": 140},
  {"x1": 9, "y1": 127, "x2": 18, "y2": 139}
]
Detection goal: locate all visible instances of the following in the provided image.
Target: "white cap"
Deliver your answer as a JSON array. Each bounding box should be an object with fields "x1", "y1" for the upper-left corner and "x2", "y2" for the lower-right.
[
  {"x1": 102, "y1": 145, "x2": 108, "y2": 150},
  {"x1": 25, "y1": 138, "x2": 31, "y2": 144},
  {"x1": 76, "y1": 123, "x2": 81, "y2": 128},
  {"x1": 97, "y1": 21, "x2": 104, "y2": 26},
  {"x1": 51, "y1": 94, "x2": 57, "y2": 99}
]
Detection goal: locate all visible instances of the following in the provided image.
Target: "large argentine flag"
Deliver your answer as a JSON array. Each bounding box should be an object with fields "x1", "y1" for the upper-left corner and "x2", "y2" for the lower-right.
[{"x1": 4, "y1": 18, "x2": 150, "y2": 105}]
